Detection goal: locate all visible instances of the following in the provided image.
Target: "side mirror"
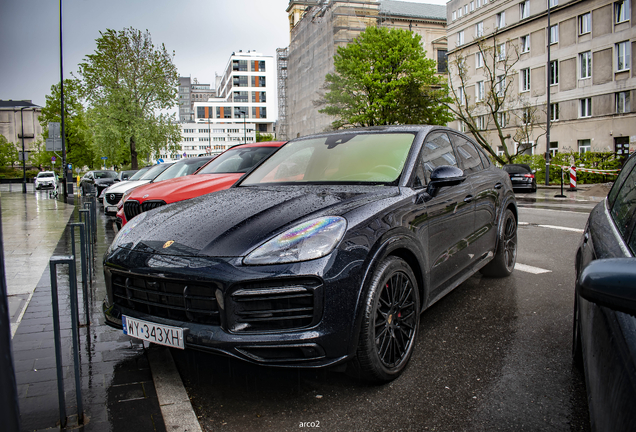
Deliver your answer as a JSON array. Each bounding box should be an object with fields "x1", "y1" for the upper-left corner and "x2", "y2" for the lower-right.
[
  {"x1": 426, "y1": 165, "x2": 466, "y2": 196},
  {"x1": 577, "y1": 258, "x2": 636, "y2": 317}
]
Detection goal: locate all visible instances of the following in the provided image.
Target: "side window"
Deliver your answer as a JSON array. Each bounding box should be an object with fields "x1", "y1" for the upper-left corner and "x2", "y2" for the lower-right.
[
  {"x1": 608, "y1": 155, "x2": 636, "y2": 208},
  {"x1": 413, "y1": 132, "x2": 457, "y2": 186},
  {"x1": 451, "y1": 134, "x2": 483, "y2": 174},
  {"x1": 610, "y1": 161, "x2": 636, "y2": 240}
]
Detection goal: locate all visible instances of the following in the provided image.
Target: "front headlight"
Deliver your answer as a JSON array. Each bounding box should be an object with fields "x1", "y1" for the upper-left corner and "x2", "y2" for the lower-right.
[
  {"x1": 243, "y1": 216, "x2": 347, "y2": 265},
  {"x1": 106, "y1": 210, "x2": 149, "y2": 255}
]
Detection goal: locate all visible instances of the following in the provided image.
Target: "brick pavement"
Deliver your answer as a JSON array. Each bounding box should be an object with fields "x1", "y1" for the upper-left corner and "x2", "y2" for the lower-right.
[{"x1": 3, "y1": 188, "x2": 166, "y2": 431}]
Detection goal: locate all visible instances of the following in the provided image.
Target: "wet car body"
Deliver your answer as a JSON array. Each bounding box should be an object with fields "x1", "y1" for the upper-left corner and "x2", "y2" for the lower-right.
[
  {"x1": 103, "y1": 126, "x2": 517, "y2": 382},
  {"x1": 119, "y1": 142, "x2": 284, "y2": 226},
  {"x1": 80, "y1": 170, "x2": 118, "y2": 196},
  {"x1": 503, "y1": 164, "x2": 536, "y2": 192},
  {"x1": 573, "y1": 151, "x2": 636, "y2": 430},
  {"x1": 34, "y1": 171, "x2": 57, "y2": 190}
]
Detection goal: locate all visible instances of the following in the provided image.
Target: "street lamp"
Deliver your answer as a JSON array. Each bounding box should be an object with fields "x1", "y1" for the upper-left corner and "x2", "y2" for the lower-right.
[{"x1": 20, "y1": 105, "x2": 39, "y2": 194}]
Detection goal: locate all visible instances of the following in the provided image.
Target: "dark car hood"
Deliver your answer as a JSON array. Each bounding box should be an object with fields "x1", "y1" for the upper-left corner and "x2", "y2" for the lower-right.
[
  {"x1": 95, "y1": 178, "x2": 115, "y2": 185},
  {"x1": 116, "y1": 185, "x2": 400, "y2": 257}
]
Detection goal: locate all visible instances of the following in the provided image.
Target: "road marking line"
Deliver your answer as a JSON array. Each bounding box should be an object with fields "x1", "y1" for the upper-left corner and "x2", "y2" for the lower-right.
[
  {"x1": 538, "y1": 224, "x2": 584, "y2": 233},
  {"x1": 515, "y1": 263, "x2": 552, "y2": 274},
  {"x1": 518, "y1": 222, "x2": 529, "y2": 225}
]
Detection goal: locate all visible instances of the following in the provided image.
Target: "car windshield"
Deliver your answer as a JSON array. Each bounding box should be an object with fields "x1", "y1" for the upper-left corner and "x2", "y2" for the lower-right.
[
  {"x1": 241, "y1": 133, "x2": 415, "y2": 185},
  {"x1": 153, "y1": 158, "x2": 211, "y2": 182},
  {"x1": 503, "y1": 165, "x2": 531, "y2": 174},
  {"x1": 128, "y1": 167, "x2": 150, "y2": 180},
  {"x1": 94, "y1": 171, "x2": 117, "y2": 179},
  {"x1": 38, "y1": 173, "x2": 54, "y2": 178},
  {"x1": 197, "y1": 146, "x2": 278, "y2": 175},
  {"x1": 138, "y1": 163, "x2": 173, "y2": 180}
]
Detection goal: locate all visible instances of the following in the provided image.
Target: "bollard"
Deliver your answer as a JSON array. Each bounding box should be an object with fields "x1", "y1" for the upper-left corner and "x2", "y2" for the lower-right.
[
  {"x1": 79, "y1": 210, "x2": 92, "y2": 280},
  {"x1": 49, "y1": 256, "x2": 84, "y2": 426},
  {"x1": 555, "y1": 166, "x2": 566, "y2": 198},
  {"x1": 569, "y1": 166, "x2": 577, "y2": 191},
  {"x1": 69, "y1": 223, "x2": 89, "y2": 325}
]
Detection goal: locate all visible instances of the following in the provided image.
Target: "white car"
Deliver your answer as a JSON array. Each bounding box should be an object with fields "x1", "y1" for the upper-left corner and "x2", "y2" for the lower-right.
[
  {"x1": 102, "y1": 164, "x2": 171, "y2": 215},
  {"x1": 34, "y1": 171, "x2": 58, "y2": 190}
]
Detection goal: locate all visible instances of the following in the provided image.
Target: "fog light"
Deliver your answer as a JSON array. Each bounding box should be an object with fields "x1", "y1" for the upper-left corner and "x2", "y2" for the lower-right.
[{"x1": 215, "y1": 289, "x2": 224, "y2": 310}]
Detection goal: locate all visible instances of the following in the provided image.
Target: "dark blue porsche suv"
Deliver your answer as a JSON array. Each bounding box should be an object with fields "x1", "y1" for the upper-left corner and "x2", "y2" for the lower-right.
[{"x1": 103, "y1": 126, "x2": 517, "y2": 382}]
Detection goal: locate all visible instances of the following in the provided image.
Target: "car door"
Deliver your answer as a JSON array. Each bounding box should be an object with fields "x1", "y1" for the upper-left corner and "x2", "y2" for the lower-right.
[
  {"x1": 450, "y1": 133, "x2": 500, "y2": 259},
  {"x1": 409, "y1": 130, "x2": 475, "y2": 300}
]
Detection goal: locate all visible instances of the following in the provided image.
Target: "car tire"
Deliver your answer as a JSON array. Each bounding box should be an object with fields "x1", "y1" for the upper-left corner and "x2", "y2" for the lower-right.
[
  {"x1": 351, "y1": 256, "x2": 420, "y2": 383},
  {"x1": 572, "y1": 296, "x2": 583, "y2": 369},
  {"x1": 480, "y1": 208, "x2": 517, "y2": 277}
]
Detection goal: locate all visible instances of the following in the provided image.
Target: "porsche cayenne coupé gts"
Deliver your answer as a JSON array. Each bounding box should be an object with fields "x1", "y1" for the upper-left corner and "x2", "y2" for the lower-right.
[{"x1": 103, "y1": 126, "x2": 517, "y2": 382}]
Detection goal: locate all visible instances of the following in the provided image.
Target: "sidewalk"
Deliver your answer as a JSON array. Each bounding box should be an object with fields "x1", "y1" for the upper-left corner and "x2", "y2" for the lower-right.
[{"x1": 1, "y1": 186, "x2": 166, "y2": 431}]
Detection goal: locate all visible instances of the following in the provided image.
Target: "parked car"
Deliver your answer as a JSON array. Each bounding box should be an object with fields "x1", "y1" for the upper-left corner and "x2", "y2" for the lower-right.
[
  {"x1": 502, "y1": 164, "x2": 537, "y2": 192},
  {"x1": 104, "y1": 156, "x2": 213, "y2": 216},
  {"x1": 102, "y1": 164, "x2": 173, "y2": 215},
  {"x1": 103, "y1": 126, "x2": 517, "y2": 383},
  {"x1": 34, "y1": 171, "x2": 58, "y2": 190},
  {"x1": 114, "y1": 170, "x2": 139, "y2": 183},
  {"x1": 118, "y1": 142, "x2": 284, "y2": 226},
  {"x1": 573, "y1": 150, "x2": 636, "y2": 431},
  {"x1": 80, "y1": 170, "x2": 118, "y2": 196}
]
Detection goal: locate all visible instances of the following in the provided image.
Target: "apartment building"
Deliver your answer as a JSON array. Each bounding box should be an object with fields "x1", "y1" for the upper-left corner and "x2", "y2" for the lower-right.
[
  {"x1": 279, "y1": 0, "x2": 448, "y2": 140},
  {"x1": 447, "y1": 0, "x2": 636, "y2": 158}
]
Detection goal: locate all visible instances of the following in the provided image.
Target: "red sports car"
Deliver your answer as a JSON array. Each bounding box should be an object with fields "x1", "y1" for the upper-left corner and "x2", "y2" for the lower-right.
[{"x1": 116, "y1": 142, "x2": 285, "y2": 226}]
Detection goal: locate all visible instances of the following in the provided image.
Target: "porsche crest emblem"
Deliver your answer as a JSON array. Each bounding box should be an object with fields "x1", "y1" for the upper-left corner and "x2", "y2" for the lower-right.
[{"x1": 163, "y1": 240, "x2": 175, "y2": 249}]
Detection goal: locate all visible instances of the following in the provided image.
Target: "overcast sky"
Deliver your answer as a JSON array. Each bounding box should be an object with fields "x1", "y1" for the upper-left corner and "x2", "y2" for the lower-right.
[{"x1": 0, "y1": 0, "x2": 447, "y2": 116}]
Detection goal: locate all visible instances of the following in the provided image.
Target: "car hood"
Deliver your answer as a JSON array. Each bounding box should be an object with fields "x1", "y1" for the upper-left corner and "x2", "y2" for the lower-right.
[
  {"x1": 114, "y1": 185, "x2": 400, "y2": 257},
  {"x1": 95, "y1": 178, "x2": 115, "y2": 185},
  {"x1": 106, "y1": 180, "x2": 151, "y2": 194},
  {"x1": 129, "y1": 173, "x2": 242, "y2": 204}
]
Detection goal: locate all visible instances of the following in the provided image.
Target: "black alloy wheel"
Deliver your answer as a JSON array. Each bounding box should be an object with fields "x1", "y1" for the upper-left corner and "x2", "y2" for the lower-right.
[
  {"x1": 481, "y1": 208, "x2": 517, "y2": 277},
  {"x1": 352, "y1": 256, "x2": 420, "y2": 383}
]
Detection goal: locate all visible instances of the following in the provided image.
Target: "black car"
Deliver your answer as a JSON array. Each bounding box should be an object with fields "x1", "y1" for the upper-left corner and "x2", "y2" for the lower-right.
[
  {"x1": 114, "y1": 170, "x2": 139, "y2": 183},
  {"x1": 103, "y1": 126, "x2": 517, "y2": 382},
  {"x1": 503, "y1": 164, "x2": 537, "y2": 192},
  {"x1": 80, "y1": 170, "x2": 118, "y2": 196},
  {"x1": 573, "y1": 151, "x2": 636, "y2": 430}
]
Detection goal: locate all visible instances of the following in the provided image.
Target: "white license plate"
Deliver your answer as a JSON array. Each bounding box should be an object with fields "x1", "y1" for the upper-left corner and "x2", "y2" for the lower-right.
[
  {"x1": 106, "y1": 205, "x2": 117, "y2": 213},
  {"x1": 122, "y1": 315, "x2": 185, "y2": 349}
]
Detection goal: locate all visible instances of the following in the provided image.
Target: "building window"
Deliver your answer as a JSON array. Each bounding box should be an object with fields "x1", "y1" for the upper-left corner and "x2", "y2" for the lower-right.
[
  {"x1": 464, "y1": 5, "x2": 469, "y2": 14},
  {"x1": 497, "y1": 112, "x2": 508, "y2": 126},
  {"x1": 233, "y1": 91, "x2": 248, "y2": 102},
  {"x1": 580, "y1": 98, "x2": 592, "y2": 117},
  {"x1": 616, "y1": 41, "x2": 631, "y2": 71},
  {"x1": 616, "y1": 91, "x2": 631, "y2": 113},
  {"x1": 549, "y1": 60, "x2": 559, "y2": 85},
  {"x1": 522, "y1": 108, "x2": 531, "y2": 124},
  {"x1": 496, "y1": 11, "x2": 506, "y2": 28},
  {"x1": 496, "y1": 75, "x2": 506, "y2": 96},
  {"x1": 477, "y1": 0, "x2": 482, "y2": 7},
  {"x1": 437, "y1": 50, "x2": 448, "y2": 73},
  {"x1": 252, "y1": 107, "x2": 267, "y2": 118},
  {"x1": 549, "y1": 0, "x2": 558, "y2": 6},
  {"x1": 517, "y1": 142, "x2": 534, "y2": 155},
  {"x1": 521, "y1": 68, "x2": 530, "y2": 92},
  {"x1": 521, "y1": 35, "x2": 530, "y2": 53},
  {"x1": 549, "y1": 24, "x2": 559, "y2": 44},
  {"x1": 251, "y1": 60, "x2": 266, "y2": 72},
  {"x1": 579, "y1": 12, "x2": 591, "y2": 34},
  {"x1": 520, "y1": 1, "x2": 530, "y2": 19},
  {"x1": 452, "y1": 10, "x2": 457, "y2": 20},
  {"x1": 497, "y1": 145, "x2": 505, "y2": 156},
  {"x1": 476, "y1": 115, "x2": 486, "y2": 130},
  {"x1": 497, "y1": 43, "x2": 506, "y2": 61},
  {"x1": 475, "y1": 51, "x2": 484, "y2": 68},
  {"x1": 578, "y1": 139, "x2": 591, "y2": 154},
  {"x1": 457, "y1": 30, "x2": 465, "y2": 46},
  {"x1": 476, "y1": 22, "x2": 484, "y2": 37},
  {"x1": 458, "y1": 7, "x2": 463, "y2": 18},
  {"x1": 579, "y1": 51, "x2": 592, "y2": 78},
  {"x1": 549, "y1": 142, "x2": 559, "y2": 156},
  {"x1": 251, "y1": 76, "x2": 266, "y2": 87},
  {"x1": 615, "y1": 0, "x2": 630, "y2": 23},
  {"x1": 470, "y1": 1, "x2": 475, "y2": 11},
  {"x1": 252, "y1": 91, "x2": 267, "y2": 103},
  {"x1": 232, "y1": 60, "x2": 247, "y2": 71},
  {"x1": 458, "y1": 86, "x2": 465, "y2": 105},
  {"x1": 476, "y1": 81, "x2": 485, "y2": 101},
  {"x1": 233, "y1": 75, "x2": 248, "y2": 87},
  {"x1": 550, "y1": 103, "x2": 559, "y2": 121}
]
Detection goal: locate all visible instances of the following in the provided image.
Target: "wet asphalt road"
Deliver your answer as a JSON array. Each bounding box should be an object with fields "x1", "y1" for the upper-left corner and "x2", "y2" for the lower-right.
[{"x1": 171, "y1": 198, "x2": 595, "y2": 432}]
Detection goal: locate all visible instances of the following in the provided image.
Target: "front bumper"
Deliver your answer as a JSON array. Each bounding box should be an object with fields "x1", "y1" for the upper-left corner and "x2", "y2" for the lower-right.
[{"x1": 103, "y1": 247, "x2": 367, "y2": 367}]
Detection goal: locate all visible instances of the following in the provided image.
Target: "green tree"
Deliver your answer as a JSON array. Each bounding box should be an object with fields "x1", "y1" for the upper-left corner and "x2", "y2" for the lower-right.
[
  {"x1": 318, "y1": 26, "x2": 452, "y2": 129},
  {"x1": 78, "y1": 27, "x2": 181, "y2": 169},
  {"x1": 39, "y1": 79, "x2": 94, "y2": 170},
  {"x1": 256, "y1": 132, "x2": 274, "y2": 142},
  {"x1": 0, "y1": 134, "x2": 19, "y2": 167}
]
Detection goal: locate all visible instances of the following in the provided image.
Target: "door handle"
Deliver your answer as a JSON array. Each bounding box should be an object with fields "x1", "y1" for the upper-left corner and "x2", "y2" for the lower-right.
[
  {"x1": 464, "y1": 195, "x2": 473, "y2": 203},
  {"x1": 494, "y1": 182, "x2": 503, "y2": 190}
]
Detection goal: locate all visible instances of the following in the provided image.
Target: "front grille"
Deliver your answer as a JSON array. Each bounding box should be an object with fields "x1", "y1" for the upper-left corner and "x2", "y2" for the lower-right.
[
  {"x1": 105, "y1": 192, "x2": 123, "y2": 205},
  {"x1": 124, "y1": 200, "x2": 166, "y2": 221},
  {"x1": 111, "y1": 271, "x2": 220, "y2": 325},
  {"x1": 229, "y1": 278, "x2": 322, "y2": 332}
]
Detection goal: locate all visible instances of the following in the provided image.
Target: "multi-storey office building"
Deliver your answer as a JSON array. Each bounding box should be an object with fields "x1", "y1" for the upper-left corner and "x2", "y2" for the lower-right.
[
  {"x1": 447, "y1": 0, "x2": 636, "y2": 158},
  {"x1": 178, "y1": 77, "x2": 216, "y2": 122},
  {"x1": 279, "y1": 0, "x2": 448, "y2": 140}
]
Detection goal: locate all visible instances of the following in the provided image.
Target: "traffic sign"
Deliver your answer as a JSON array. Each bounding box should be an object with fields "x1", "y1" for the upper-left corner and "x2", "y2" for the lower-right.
[
  {"x1": 101, "y1": 156, "x2": 108, "y2": 160},
  {"x1": 46, "y1": 138, "x2": 63, "y2": 151},
  {"x1": 52, "y1": 156, "x2": 56, "y2": 162},
  {"x1": 48, "y1": 122, "x2": 61, "y2": 138}
]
